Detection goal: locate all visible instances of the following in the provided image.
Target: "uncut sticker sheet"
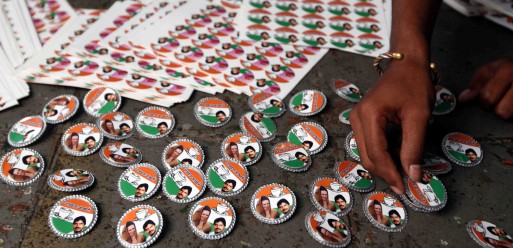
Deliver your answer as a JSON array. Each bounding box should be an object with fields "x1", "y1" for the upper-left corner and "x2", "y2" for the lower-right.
[
  {"x1": 25, "y1": 0, "x2": 76, "y2": 44},
  {"x1": 235, "y1": 0, "x2": 390, "y2": 57},
  {"x1": 19, "y1": 1, "x2": 193, "y2": 107},
  {"x1": 133, "y1": 0, "x2": 328, "y2": 98}
]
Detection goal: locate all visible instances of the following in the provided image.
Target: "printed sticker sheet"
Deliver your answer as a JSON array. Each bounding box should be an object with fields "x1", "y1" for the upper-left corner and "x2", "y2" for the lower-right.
[{"x1": 234, "y1": 0, "x2": 390, "y2": 57}]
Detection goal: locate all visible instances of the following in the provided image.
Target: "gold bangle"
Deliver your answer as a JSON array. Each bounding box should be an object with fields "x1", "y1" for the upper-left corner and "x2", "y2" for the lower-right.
[{"x1": 373, "y1": 52, "x2": 440, "y2": 83}]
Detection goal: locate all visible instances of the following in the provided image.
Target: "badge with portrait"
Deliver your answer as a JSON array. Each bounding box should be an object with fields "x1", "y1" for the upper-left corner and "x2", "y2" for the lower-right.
[
  {"x1": 48, "y1": 168, "x2": 94, "y2": 192},
  {"x1": 239, "y1": 111, "x2": 277, "y2": 142},
  {"x1": 442, "y1": 132, "x2": 483, "y2": 167},
  {"x1": 248, "y1": 92, "x2": 286, "y2": 118},
  {"x1": 163, "y1": 165, "x2": 206, "y2": 203},
  {"x1": 206, "y1": 159, "x2": 249, "y2": 196},
  {"x1": 289, "y1": 89, "x2": 327, "y2": 116},
  {"x1": 221, "y1": 132, "x2": 263, "y2": 166},
  {"x1": 61, "y1": 123, "x2": 103, "y2": 156},
  {"x1": 49, "y1": 195, "x2": 98, "y2": 239},
  {"x1": 194, "y1": 97, "x2": 232, "y2": 127},
  {"x1": 8, "y1": 116, "x2": 47, "y2": 147},
  {"x1": 251, "y1": 183, "x2": 296, "y2": 224},
  {"x1": 272, "y1": 141, "x2": 312, "y2": 172},
  {"x1": 117, "y1": 205, "x2": 163, "y2": 247},
  {"x1": 402, "y1": 171, "x2": 448, "y2": 212},
  {"x1": 188, "y1": 197, "x2": 236, "y2": 239},
  {"x1": 467, "y1": 220, "x2": 513, "y2": 248},
  {"x1": 310, "y1": 177, "x2": 353, "y2": 217},
  {"x1": 0, "y1": 148, "x2": 45, "y2": 186},
  {"x1": 335, "y1": 161, "x2": 375, "y2": 193},
  {"x1": 135, "y1": 106, "x2": 175, "y2": 139},
  {"x1": 100, "y1": 142, "x2": 142, "y2": 167},
  {"x1": 364, "y1": 192, "x2": 407, "y2": 232},
  {"x1": 42, "y1": 95, "x2": 79, "y2": 124},
  {"x1": 287, "y1": 121, "x2": 327, "y2": 155},
  {"x1": 305, "y1": 211, "x2": 351, "y2": 247},
  {"x1": 98, "y1": 112, "x2": 135, "y2": 140},
  {"x1": 118, "y1": 163, "x2": 161, "y2": 202},
  {"x1": 162, "y1": 139, "x2": 205, "y2": 170}
]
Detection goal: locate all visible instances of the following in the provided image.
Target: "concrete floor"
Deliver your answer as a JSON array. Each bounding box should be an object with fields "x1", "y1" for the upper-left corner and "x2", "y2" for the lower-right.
[{"x1": 1, "y1": 2, "x2": 513, "y2": 248}]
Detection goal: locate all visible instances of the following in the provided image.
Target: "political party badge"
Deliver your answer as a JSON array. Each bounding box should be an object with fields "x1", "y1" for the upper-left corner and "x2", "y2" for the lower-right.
[
  {"x1": 305, "y1": 211, "x2": 352, "y2": 247},
  {"x1": 287, "y1": 122, "x2": 328, "y2": 155},
  {"x1": 97, "y1": 112, "x2": 135, "y2": 140},
  {"x1": 135, "y1": 107, "x2": 175, "y2": 139},
  {"x1": 163, "y1": 165, "x2": 206, "y2": 204},
  {"x1": 0, "y1": 148, "x2": 45, "y2": 186},
  {"x1": 194, "y1": 97, "x2": 232, "y2": 127},
  {"x1": 442, "y1": 132, "x2": 483, "y2": 167},
  {"x1": 310, "y1": 177, "x2": 353, "y2": 217},
  {"x1": 206, "y1": 159, "x2": 249, "y2": 197},
  {"x1": 48, "y1": 168, "x2": 94, "y2": 192},
  {"x1": 48, "y1": 195, "x2": 98, "y2": 239},
  {"x1": 61, "y1": 123, "x2": 103, "y2": 156},
  {"x1": 239, "y1": 112, "x2": 277, "y2": 142},
  {"x1": 221, "y1": 132, "x2": 262, "y2": 166},
  {"x1": 272, "y1": 141, "x2": 312, "y2": 172},
  {"x1": 251, "y1": 183, "x2": 297, "y2": 224},
  {"x1": 334, "y1": 161, "x2": 375, "y2": 193},
  {"x1": 364, "y1": 192, "x2": 408, "y2": 232},
  {"x1": 467, "y1": 220, "x2": 513, "y2": 248},
  {"x1": 162, "y1": 139, "x2": 205, "y2": 170},
  {"x1": 42, "y1": 95, "x2": 79, "y2": 124},
  {"x1": 100, "y1": 142, "x2": 142, "y2": 167},
  {"x1": 83, "y1": 86, "x2": 121, "y2": 117},
  {"x1": 8, "y1": 116, "x2": 47, "y2": 147},
  {"x1": 188, "y1": 197, "x2": 236, "y2": 240},
  {"x1": 118, "y1": 163, "x2": 161, "y2": 202},
  {"x1": 344, "y1": 131, "x2": 360, "y2": 161},
  {"x1": 339, "y1": 108, "x2": 351, "y2": 125},
  {"x1": 332, "y1": 80, "x2": 363, "y2": 103},
  {"x1": 117, "y1": 205, "x2": 163, "y2": 247},
  {"x1": 289, "y1": 89, "x2": 327, "y2": 116},
  {"x1": 403, "y1": 171, "x2": 447, "y2": 212},
  {"x1": 422, "y1": 153, "x2": 452, "y2": 175},
  {"x1": 248, "y1": 92, "x2": 286, "y2": 118},
  {"x1": 432, "y1": 85, "x2": 456, "y2": 115}
]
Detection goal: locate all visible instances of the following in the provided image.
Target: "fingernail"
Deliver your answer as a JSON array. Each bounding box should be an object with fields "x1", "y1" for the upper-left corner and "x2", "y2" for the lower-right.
[
  {"x1": 458, "y1": 89, "x2": 471, "y2": 102},
  {"x1": 409, "y1": 164, "x2": 421, "y2": 180},
  {"x1": 391, "y1": 186, "x2": 403, "y2": 195}
]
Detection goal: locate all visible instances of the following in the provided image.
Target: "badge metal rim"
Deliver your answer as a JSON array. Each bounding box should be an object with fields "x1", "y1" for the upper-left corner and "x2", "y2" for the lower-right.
[
  {"x1": 162, "y1": 165, "x2": 207, "y2": 204},
  {"x1": 8, "y1": 115, "x2": 47, "y2": 147},
  {"x1": 117, "y1": 163, "x2": 162, "y2": 202}
]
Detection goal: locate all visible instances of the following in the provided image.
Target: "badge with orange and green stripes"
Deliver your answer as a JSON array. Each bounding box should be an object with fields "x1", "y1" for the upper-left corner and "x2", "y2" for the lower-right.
[
  {"x1": 48, "y1": 195, "x2": 98, "y2": 239},
  {"x1": 287, "y1": 122, "x2": 327, "y2": 155}
]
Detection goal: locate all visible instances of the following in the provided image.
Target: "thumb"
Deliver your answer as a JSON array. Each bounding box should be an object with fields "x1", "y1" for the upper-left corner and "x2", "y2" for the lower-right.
[{"x1": 459, "y1": 63, "x2": 494, "y2": 102}]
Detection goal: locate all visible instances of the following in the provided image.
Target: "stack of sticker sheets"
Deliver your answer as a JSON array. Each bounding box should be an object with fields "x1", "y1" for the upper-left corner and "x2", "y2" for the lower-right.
[
  {"x1": 14, "y1": 0, "x2": 394, "y2": 108},
  {"x1": 444, "y1": 0, "x2": 513, "y2": 31}
]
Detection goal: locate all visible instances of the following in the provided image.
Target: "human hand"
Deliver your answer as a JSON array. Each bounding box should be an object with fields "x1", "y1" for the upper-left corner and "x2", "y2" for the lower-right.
[
  {"x1": 349, "y1": 61, "x2": 435, "y2": 194},
  {"x1": 458, "y1": 58, "x2": 513, "y2": 119}
]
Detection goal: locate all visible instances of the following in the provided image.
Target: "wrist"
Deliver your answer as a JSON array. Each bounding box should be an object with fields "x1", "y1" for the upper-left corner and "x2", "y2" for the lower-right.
[{"x1": 390, "y1": 32, "x2": 431, "y2": 67}]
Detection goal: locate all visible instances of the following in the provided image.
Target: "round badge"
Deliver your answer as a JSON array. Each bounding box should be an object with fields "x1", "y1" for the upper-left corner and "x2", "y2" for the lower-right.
[
  {"x1": 363, "y1": 192, "x2": 408, "y2": 232},
  {"x1": 334, "y1": 161, "x2": 375, "y2": 193},
  {"x1": 332, "y1": 79, "x2": 363, "y2": 103},
  {"x1": 188, "y1": 197, "x2": 236, "y2": 240},
  {"x1": 0, "y1": 148, "x2": 45, "y2": 186},
  {"x1": 442, "y1": 132, "x2": 483, "y2": 167},
  {"x1": 287, "y1": 122, "x2": 328, "y2": 155},
  {"x1": 117, "y1": 205, "x2": 163, "y2": 247},
  {"x1": 339, "y1": 108, "x2": 351, "y2": 125},
  {"x1": 221, "y1": 132, "x2": 262, "y2": 166},
  {"x1": 404, "y1": 171, "x2": 447, "y2": 212},
  {"x1": 194, "y1": 97, "x2": 232, "y2": 127},
  {"x1": 206, "y1": 159, "x2": 249, "y2": 197},
  {"x1": 344, "y1": 131, "x2": 360, "y2": 161},
  {"x1": 42, "y1": 95, "x2": 79, "y2": 124},
  {"x1": 289, "y1": 89, "x2": 327, "y2": 116},
  {"x1": 8, "y1": 115, "x2": 47, "y2": 147},
  {"x1": 118, "y1": 163, "x2": 162, "y2": 202},
  {"x1": 310, "y1": 177, "x2": 353, "y2": 217},
  {"x1": 248, "y1": 92, "x2": 286, "y2": 118},
  {"x1": 305, "y1": 211, "x2": 352, "y2": 247},
  {"x1": 422, "y1": 153, "x2": 452, "y2": 175},
  {"x1": 162, "y1": 165, "x2": 206, "y2": 203},
  {"x1": 272, "y1": 141, "x2": 312, "y2": 172},
  {"x1": 251, "y1": 183, "x2": 297, "y2": 224},
  {"x1": 162, "y1": 139, "x2": 205, "y2": 170},
  {"x1": 61, "y1": 123, "x2": 103, "y2": 156},
  {"x1": 97, "y1": 112, "x2": 135, "y2": 140},
  {"x1": 135, "y1": 107, "x2": 175, "y2": 139},
  {"x1": 48, "y1": 195, "x2": 98, "y2": 239},
  {"x1": 48, "y1": 168, "x2": 94, "y2": 192},
  {"x1": 239, "y1": 112, "x2": 277, "y2": 142},
  {"x1": 83, "y1": 86, "x2": 121, "y2": 117},
  {"x1": 433, "y1": 85, "x2": 456, "y2": 115},
  {"x1": 100, "y1": 142, "x2": 142, "y2": 167},
  {"x1": 467, "y1": 220, "x2": 513, "y2": 248}
]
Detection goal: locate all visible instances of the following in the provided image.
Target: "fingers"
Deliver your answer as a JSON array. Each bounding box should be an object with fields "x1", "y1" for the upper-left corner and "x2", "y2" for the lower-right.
[
  {"x1": 495, "y1": 84, "x2": 513, "y2": 119},
  {"x1": 459, "y1": 62, "x2": 494, "y2": 102},
  {"x1": 479, "y1": 67, "x2": 513, "y2": 109},
  {"x1": 359, "y1": 105, "x2": 405, "y2": 194},
  {"x1": 348, "y1": 108, "x2": 374, "y2": 172},
  {"x1": 399, "y1": 108, "x2": 430, "y2": 182}
]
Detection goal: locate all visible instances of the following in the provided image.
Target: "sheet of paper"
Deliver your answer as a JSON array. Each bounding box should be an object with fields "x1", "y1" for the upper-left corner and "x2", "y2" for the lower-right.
[
  {"x1": 234, "y1": 0, "x2": 390, "y2": 57},
  {"x1": 25, "y1": 0, "x2": 77, "y2": 44}
]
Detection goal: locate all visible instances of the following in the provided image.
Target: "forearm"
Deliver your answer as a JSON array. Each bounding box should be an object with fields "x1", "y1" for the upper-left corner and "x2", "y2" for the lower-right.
[{"x1": 390, "y1": 0, "x2": 442, "y2": 64}]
